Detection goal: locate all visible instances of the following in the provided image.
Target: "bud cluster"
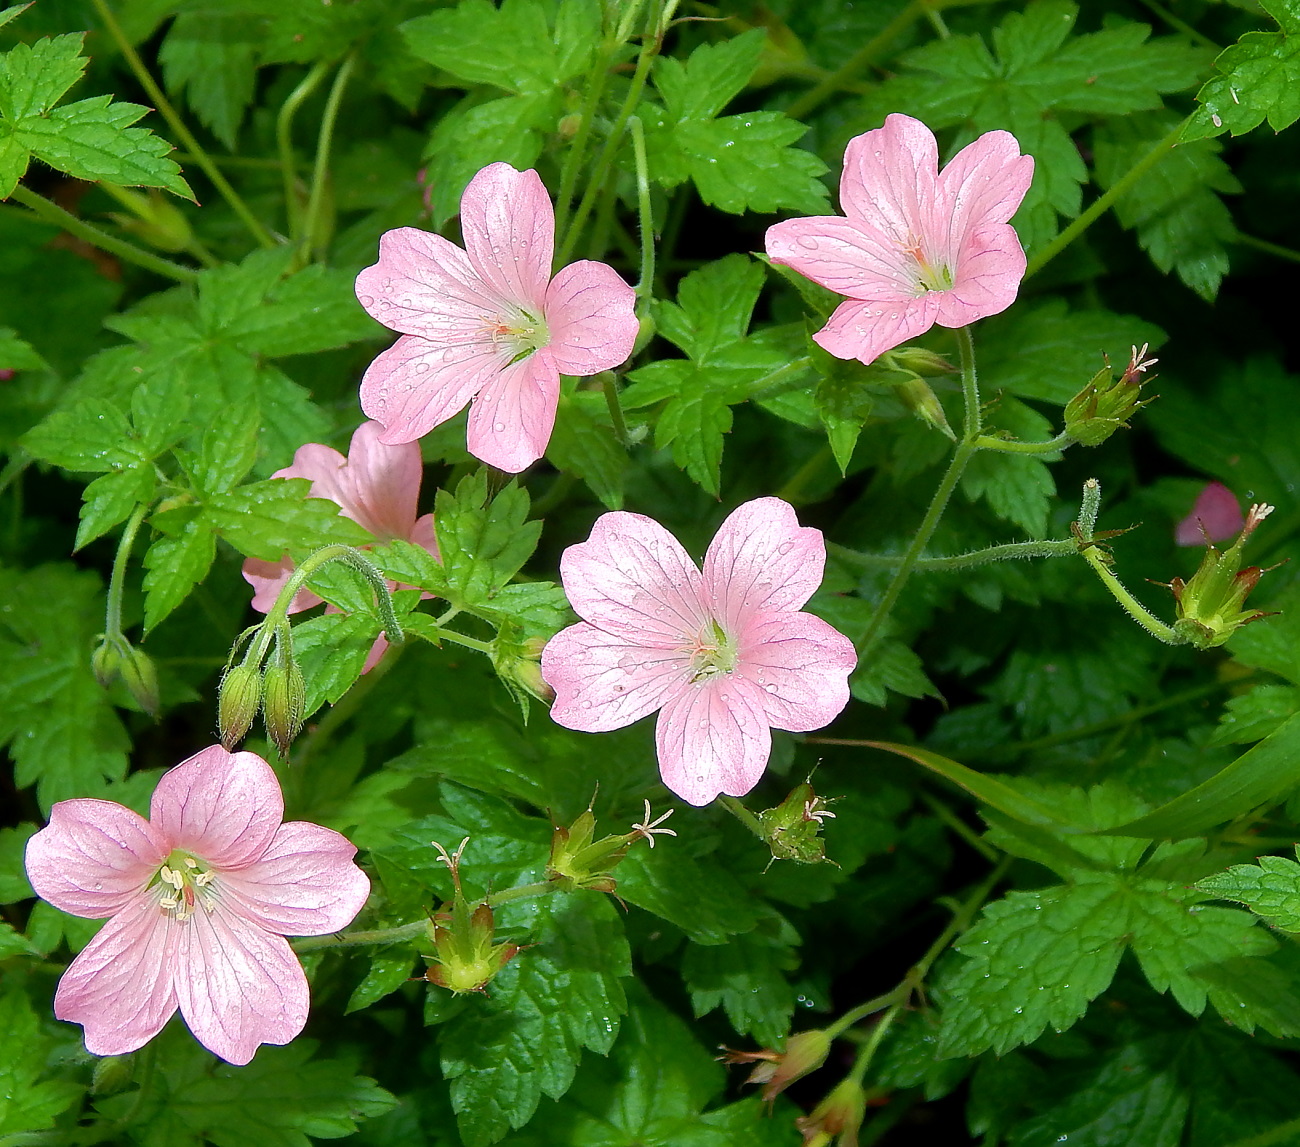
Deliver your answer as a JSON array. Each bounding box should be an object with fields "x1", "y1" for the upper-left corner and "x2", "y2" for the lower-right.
[
  {"x1": 92, "y1": 633, "x2": 160, "y2": 718},
  {"x1": 217, "y1": 619, "x2": 306, "y2": 756}
]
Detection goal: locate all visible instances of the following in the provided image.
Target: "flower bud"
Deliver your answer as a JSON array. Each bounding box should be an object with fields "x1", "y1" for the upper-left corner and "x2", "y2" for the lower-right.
[
  {"x1": 493, "y1": 632, "x2": 555, "y2": 714},
  {"x1": 721, "y1": 1028, "x2": 833, "y2": 1102},
  {"x1": 795, "y1": 1077, "x2": 867, "y2": 1146},
  {"x1": 886, "y1": 345, "x2": 955, "y2": 377},
  {"x1": 757, "y1": 782, "x2": 837, "y2": 865},
  {"x1": 91, "y1": 636, "x2": 125, "y2": 691},
  {"x1": 91, "y1": 1053, "x2": 135, "y2": 1096},
  {"x1": 218, "y1": 664, "x2": 263, "y2": 750},
  {"x1": 1168, "y1": 502, "x2": 1277, "y2": 650},
  {"x1": 1064, "y1": 343, "x2": 1157, "y2": 447},
  {"x1": 121, "y1": 646, "x2": 161, "y2": 719},
  {"x1": 103, "y1": 185, "x2": 194, "y2": 253},
  {"x1": 896, "y1": 376, "x2": 955, "y2": 440},
  {"x1": 262, "y1": 660, "x2": 306, "y2": 756}
]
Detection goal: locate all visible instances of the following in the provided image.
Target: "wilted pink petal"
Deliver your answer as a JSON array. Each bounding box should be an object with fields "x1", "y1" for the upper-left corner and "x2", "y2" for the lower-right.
[
  {"x1": 542, "y1": 498, "x2": 856, "y2": 806},
  {"x1": 1176, "y1": 482, "x2": 1245, "y2": 546},
  {"x1": 766, "y1": 114, "x2": 1033, "y2": 365},
  {"x1": 25, "y1": 744, "x2": 370, "y2": 1065},
  {"x1": 356, "y1": 162, "x2": 639, "y2": 472}
]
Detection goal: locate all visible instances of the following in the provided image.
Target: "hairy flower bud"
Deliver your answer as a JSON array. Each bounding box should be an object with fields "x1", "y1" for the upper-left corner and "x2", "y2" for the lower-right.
[
  {"x1": 91, "y1": 1054, "x2": 135, "y2": 1096},
  {"x1": 886, "y1": 345, "x2": 955, "y2": 377},
  {"x1": 1064, "y1": 344, "x2": 1157, "y2": 447},
  {"x1": 896, "y1": 376, "x2": 955, "y2": 440},
  {"x1": 120, "y1": 647, "x2": 161, "y2": 719},
  {"x1": 262, "y1": 660, "x2": 306, "y2": 756},
  {"x1": 218, "y1": 664, "x2": 263, "y2": 750}
]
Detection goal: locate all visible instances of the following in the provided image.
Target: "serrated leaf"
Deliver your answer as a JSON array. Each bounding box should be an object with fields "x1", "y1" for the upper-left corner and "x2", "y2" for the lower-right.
[
  {"x1": 961, "y1": 451, "x2": 1055, "y2": 537},
  {"x1": 346, "y1": 945, "x2": 416, "y2": 1014},
  {"x1": 203, "y1": 478, "x2": 374, "y2": 560},
  {"x1": 544, "y1": 386, "x2": 627, "y2": 509},
  {"x1": 75, "y1": 466, "x2": 155, "y2": 549},
  {"x1": 617, "y1": 844, "x2": 764, "y2": 945},
  {"x1": 682, "y1": 918, "x2": 799, "y2": 1046},
  {"x1": 158, "y1": 7, "x2": 259, "y2": 149},
  {"x1": 432, "y1": 473, "x2": 541, "y2": 611},
  {"x1": 439, "y1": 894, "x2": 630, "y2": 1146},
  {"x1": 848, "y1": 638, "x2": 940, "y2": 706},
  {"x1": 654, "y1": 29, "x2": 764, "y2": 122},
  {"x1": 1197, "y1": 849, "x2": 1300, "y2": 931},
  {"x1": 292, "y1": 611, "x2": 385, "y2": 718},
  {"x1": 0, "y1": 989, "x2": 81, "y2": 1135},
  {"x1": 0, "y1": 33, "x2": 85, "y2": 120},
  {"x1": 142, "y1": 508, "x2": 216, "y2": 633},
  {"x1": 21, "y1": 398, "x2": 143, "y2": 472},
  {"x1": 0, "y1": 823, "x2": 36, "y2": 904},
  {"x1": 1184, "y1": 1, "x2": 1300, "y2": 139},
  {"x1": 1210, "y1": 684, "x2": 1300, "y2": 746}
]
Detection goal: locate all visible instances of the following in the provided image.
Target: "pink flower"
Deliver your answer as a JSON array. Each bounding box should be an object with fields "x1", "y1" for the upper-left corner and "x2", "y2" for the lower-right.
[
  {"x1": 242, "y1": 420, "x2": 438, "y2": 670},
  {"x1": 765, "y1": 113, "x2": 1034, "y2": 365},
  {"x1": 1176, "y1": 481, "x2": 1245, "y2": 546},
  {"x1": 355, "y1": 161, "x2": 639, "y2": 473},
  {"x1": 540, "y1": 498, "x2": 857, "y2": 807},
  {"x1": 24, "y1": 745, "x2": 370, "y2": 1065}
]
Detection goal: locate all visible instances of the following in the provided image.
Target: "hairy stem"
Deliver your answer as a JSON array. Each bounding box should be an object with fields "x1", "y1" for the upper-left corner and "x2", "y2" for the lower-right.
[
  {"x1": 832, "y1": 536, "x2": 1079, "y2": 573},
  {"x1": 972, "y1": 429, "x2": 1073, "y2": 455},
  {"x1": 104, "y1": 504, "x2": 149, "y2": 640}
]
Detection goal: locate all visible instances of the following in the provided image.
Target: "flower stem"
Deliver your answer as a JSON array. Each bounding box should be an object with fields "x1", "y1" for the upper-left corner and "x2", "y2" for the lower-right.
[
  {"x1": 276, "y1": 60, "x2": 331, "y2": 243},
  {"x1": 554, "y1": 38, "x2": 615, "y2": 245},
  {"x1": 104, "y1": 504, "x2": 149, "y2": 640},
  {"x1": 720, "y1": 794, "x2": 766, "y2": 841},
  {"x1": 856, "y1": 326, "x2": 981, "y2": 657},
  {"x1": 89, "y1": 0, "x2": 278, "y2": 250},
  {"x1": 303, "y1": 54, "x2": 356, "y2": 262},
  {"x1": 1235, "y1": 232, "x2": 1300, "y2": 265},
  {"x1": 9, "y1": 186, "x2": 198, "y2": 283},
  {"x1": 602, "y1": 373, "x2": 630, "y2": 446},
  {"x1": 628, "y1": 115, "x2": 655, "y2": 296},
  {"x1": 1025, "y1": 118, "x2": 1186, "y2": 279},
  {"x1": 972, "y1": 429, "x2": 1073, "y2": 455},
  {"x1": 832, "y1": 536, "x2": 1079, "y2": 573}
]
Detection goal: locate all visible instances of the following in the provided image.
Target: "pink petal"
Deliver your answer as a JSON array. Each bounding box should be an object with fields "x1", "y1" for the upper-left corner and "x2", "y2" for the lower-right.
[
  {"x1": 814, "y1": 295, "x2": 939, "y2": 366},
  {"x1": 54, "y1": 890, "x2": 179, "y2": 1056},
  {"x1": 242, "y1": 555, "x2": 324, "y2": 615},
  {"x1": 458, "y1": 162, "x2": 553, "y2": 311},
  {"x1": 218, "y1": 822, "x2": 370, "y2": 936},
  {"x1": 355, "y1": 226, "x2": 502, "y2": 340},
  {"x1": 272, "y1": 442, "x2": 348, "y2": 501},
  {"x1": 544, "y1": 260, "x2": 639, "y2": 375},
  {"x1": 1176, "y1": 482, "x2": 1244, "y2": 546},
  {"x1": 174, "y1": 904, "x2": 309, "y2": 1065},
  {"x1": 934, "y1": 223, "x2": 1026, "y2": 328},
  {"x1": 464, "y1": 348, "x2": 561, "y2": 473},
  {"x1": 702, "y1": 498, "x2": 828, "y2": 631},
  {"x1": 26, "y1": 800, "x2": 166, "y2": 918},
  {"x1": 655, "y1": 677, "x2": 772, "y2": 806},
  {"x1": 359, "y1": 333, "x2": 500, "y2": 445},
  {"x1": 737, "y1": 611, "x2": 856, "y2": 732},
  {"x1": 151, "y1": 747, "x2": 283, "y2": 870},
  {"x1": 334, "y1": 420, "x2": 424, "y2": 540},
  {"x1": 839, "y1": 114, "x2": 939, "y2": 247},
  {"x1": 542, "y1": 622, "x2": 691, "y2": 732},
  {"x1": 409, "y1": 513, "x2": 439, "y2": 558},
  {"x1": 766, "y1": 215, "x2": 918, "y2": 300},
  {"x1": 935, "y1": 129, "x2": 1034, "y2": 258},
  {"x1": 559, "y1": 511, "x2": 708, "y2": 646}
]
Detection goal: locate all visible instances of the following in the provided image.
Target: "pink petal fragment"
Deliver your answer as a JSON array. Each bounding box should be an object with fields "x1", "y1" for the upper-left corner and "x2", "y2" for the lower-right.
[
  {"x1": 26, "y1": 801, "x2": 166, "y2": 918},
  {"x1": 934, "y1": 223, "x2": 1026, "y2": 328},
  {"x1": 703, "y1": 497, "x2": 828, "y2": 632},
  {"x1": 839, "y1": 114, "x2": 939, "y2": 245},
  {"x1": 655, "y1": 677, "x2": 772, "y2": 806},
  {"x1": 766, "y1": 215, "x2": 918, "y2": 300},
  {"x1": 465, "y1": 349, "x2": 561, "y2": 473},
  {"x1": 544, "y1": 260, "x2": 639, "y2": 375},
  {"x1": 174, "y1": 905, "x2": 309, "y2": 1065},
  {"x1": 219, "y1": 822, "x2": 370, "y2": 936},
  {"x1": 151, "y1": 747, "x2": 282, "y2": 869},
  {"x1": 459, "y1": 162, "x2": 554, "y2": 310},
  {"x1": 542, "y1": 622, "x2": 691, "y2": 733},
  {"x1": 935, "y1": 129, "x2": 1034, "y2": 254},
  {"x1": 242, "y1": 554, "x2": 324, "y2": 616},
  {"x1": 814, "y1": 295, "x2": 939, "y2": 365},
  {"x1": 1176, "y1": 481, "x2": 1244, "y2": 546},
  {"x1": 355, "y1": 227, "x2": 501, "y2": 340},
  {"x1": 54, "y1": 891, "x2": 179, "y2": 1055},
  {"x1": 737, "y1": 611, "x2": 856, "y2": 732},
  {"x1": 360, "y1": 333, "x2": 499, "y2": 445},
  {"x1": 560, "y1": 511, "x2": 708, "y2": 645}
]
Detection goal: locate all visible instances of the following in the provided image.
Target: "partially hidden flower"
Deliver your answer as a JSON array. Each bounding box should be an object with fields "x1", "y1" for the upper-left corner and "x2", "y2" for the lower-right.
[
  {"x1": 540, "y1": 498, "x2": 857, "y2": 806},
  {"x1": 355, "y1": 161, "x2": 639, "y2": 472},
  {"x1": 765, "y1": 113, "x2": 1034, "y2": 365},
  {"x1": 721, "y1": 1028, "x2": 833, "y2": 1103},
  {"x1": 242, "y1": 419, "x2": 437, "y2": 670},
  {"x1": 1176, "y1": 481, "x2": 1244, "y2": 546},
  {"x1": 24, "y1": 745, "x2": 370, "y2": 1065}
]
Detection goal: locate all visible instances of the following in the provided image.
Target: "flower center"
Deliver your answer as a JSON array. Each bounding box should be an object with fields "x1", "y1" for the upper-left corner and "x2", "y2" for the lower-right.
[
  {"x1": 152, "y1": 851, "x2": 216, "y2": 923},
  {"x1": 486, "y1": 308, "x2": 550, "y2": 364},
  {"x1": 900, "y1": 235, "x2": 954, "y2": 294},
  {"x1": 688, "y1": 620, "x2": 738, "y2": 684}
]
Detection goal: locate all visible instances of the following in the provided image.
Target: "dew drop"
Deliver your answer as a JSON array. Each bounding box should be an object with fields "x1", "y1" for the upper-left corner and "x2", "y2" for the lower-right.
[
  {"x1": 581, "y1": 700, "x2": 592, "y2": 709},
  {"x1": 494, "y1": 422, "x2": 506, "y2": 432},
  {"x1": 764, "y1": 683, "x2": 777, "y2": 693},
  {"x1": 415, "y1": 362, "x2": 430, "y2": 374},
  {"x1": 359, "y1": 294, "x2": 375, "y2": 307},
  {"x1": 796, "y1": 235, "x2": 819, "y2": 251},
  {"x1": 93, "y1": 882, "x2": 103, "y2": 890},
  {"x1": 382, "y1": 278, "x2": 393, "y2": 289},
  {"x1": 777, "y1": 542, "x2": 794, "y2": 555}
]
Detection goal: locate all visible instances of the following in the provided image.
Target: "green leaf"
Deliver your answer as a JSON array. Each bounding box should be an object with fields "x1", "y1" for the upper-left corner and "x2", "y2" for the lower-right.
[
  {"x1": 292, "y1": 611, "x2": 386, "y2": 718},
  {"x1": 218, "y1": 262, "x2": 381, "y2": 357},
  {"x1": 431, "y1": 473, "x2": 541, "y2": 612},
  {"x1": 1184, "y1": 1, "x2": 1300, "y2": 139},
  {"x1": 654, "y1": 29, "x2": 764, "y2": 122},
  {"x1": 0, "y1": 4, "x2": 32, "y2": 33},
  {"x1": 961, "y1": 451, "x2": 1055, "y2": 537},
  {"x1": 75, "y1": 466, "x2": 155, "y2": 549},
  {"x1": 400, "y1": 0, "x2": 598, "y2": 96},
  {"x1": 202, "y1": 478, "x2": 374, "y2": 560},
  {"x1": 346, "y1": 945, "x2": 417, "y2": 1014},
  {"x1": 544, "y1": 386, "x2": 627, "y2": 510},
  {"x1": 1209, "y1": 684, "x2": 1300, "y2": 746},
  {"x1": 1197, "y1": 848, "x2": 1300, "y2": 932},
  {"x1": 21, "y1": 397, "x2": 143, "y2": 472},
  {"x1": 0, "y1": 988, "x2": 81, "y2": 1136},
  {"x1": 617, "y1": 844, "x2": 764, "y2": 945},
  {"x1": 94, "y1": 1033, "x2": 396, "y2": 1147},
  {"x1": 0, "y1": 325, "x2": 46, "y2": 371},
  {"x1": 0, "y1": 822, "x2": 36, "y2": 904},
  {"x1": 158, "y1": 7, "x2": 258, "y2": 149},
  {"x1": 0, "y1": 33, "x2": 86, "y2": 120},
  {"x1": 848, "y1": 637, "x2": 941, "y2": 707},
  {"x1": 682, "y1": 916, "x2": 799, "y2": 1046},
  {"x1": 654, "y1": 254, "x2": 765, "y2": 363},
  {"x1": 142, "y1": 507, "x2": 216, "y2": 633},
  {"x1": 439, "y1": 894, "x2": 630, "y2": 1147}
]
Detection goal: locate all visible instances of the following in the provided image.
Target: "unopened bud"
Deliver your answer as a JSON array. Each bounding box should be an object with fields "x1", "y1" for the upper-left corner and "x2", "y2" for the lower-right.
[
  {"x1": 1064, "y1": 344, "x2": 1157, "y2": 447},
  {"x1": 896, "y1": 376, "x2": 955, "y2": 440},
  {"x1": 721, "y1": 1028, "x2": 833, "y2": 1102},
  {"x1": 1168, "y1": 502, "x2": 1277, "y2": 650},
  {"x1": 262, "y1": 660, "x2": 306, "y2": 756},
  {"x1": 557, "y1": 112, "x2": 581, "y2": 139},
  {"x1": 757, "y1": 782, "x2": 837, "y2": 865},
  {"x1": 103, "y1": 185, "x2": 194, "y2": 253},
  {"x1": 121, "y1": 647, "x2": 160, "y2": 719},
  {"x1": 795, "y1": 1077, "x2": 866, "y2": 1146},
  {"x1": 91, "y1": 637, "x2": 125, "y2": 690},
  {"x1": 886, "y1": 345, "x2": 955, "y2": 376},
  {"x1": 91, "y1": 1053, "x2": 135, "y2": 1096},
  {"x1": 218, "y1": 664, "x2": 263, "y2": 750}
]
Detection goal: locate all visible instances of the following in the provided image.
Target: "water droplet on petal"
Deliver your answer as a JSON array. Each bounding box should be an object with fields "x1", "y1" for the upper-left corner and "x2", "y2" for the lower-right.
[
  {"x1": 580, "y1": 700, "x2": 592, "y2": 709},
  {"x1": 778, "y1": 542, "x2": 794, "y2": 555},
  {"x1": 797, "y1": 235, "x2": 819, "y2": 251},
  {"x1": 359, "y1": 294, "x2": 375, "y2": 307},
  {"x1": 765, "y1": 683, "x2": 778, "y2": 693},
  {"x1": 494, "y1": 422, "x2": 506, "y2": 432},
  {"x1": 415, "y1": 362, "x2": 430, "y2": 374}
]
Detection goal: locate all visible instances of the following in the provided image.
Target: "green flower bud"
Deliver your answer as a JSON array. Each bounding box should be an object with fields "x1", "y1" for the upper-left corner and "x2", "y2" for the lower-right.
[
  {"x1": 91, "y1": 1053, "x2": 135, "y2": 1096},
  {"x1": 795, "y1": 1077, "x2": 867, "y2": 1146},
  {"x1": 218, "y1": 664, "x2": 263, "y2": 750},
  {"x1": 262, "y1": 660, "x2": 306, "y2": 756},
  {"x1": 896, "y1": 376, "x2": 955, "y2": 440},
  {"x1": 121, "y1": 646, "x2": 161, "y2": 719},
  {"x1": 91, "y1": 636, "x2": 125, "y2": 691},
  {"x1": 721, "y1": 1028, "x2": 833, "y2": 1102},
  {"x1": 886, "y1": 345, "x2": 956, "y2": 376}
]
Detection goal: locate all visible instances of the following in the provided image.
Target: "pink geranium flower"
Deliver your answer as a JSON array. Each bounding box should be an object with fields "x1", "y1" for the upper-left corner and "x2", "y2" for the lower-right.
[
  {"x1": 766, "y1": 113, "x2": 1034, "y2": 365},
  {"x1": 1175, "y1": 481, "x2": 1245, "y2": 546},
  {"x1": 243, "y1": 420, "x2": 437, "y2": 669},
  {"x1": 540, "y1": 498, "x2": 857, "y2": 806},
  {"x1": 355, "y1": 161, "x2": 639, "y2": 472},
  {"x1": 24, "y1": 745, "x2": 370, "y2": 1065}
]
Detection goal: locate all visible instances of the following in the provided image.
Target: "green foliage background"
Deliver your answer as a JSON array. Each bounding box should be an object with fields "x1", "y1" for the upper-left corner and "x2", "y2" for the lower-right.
[{"x1": 4, "y1": 0, "x2": 1300, "y2": 1144}]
